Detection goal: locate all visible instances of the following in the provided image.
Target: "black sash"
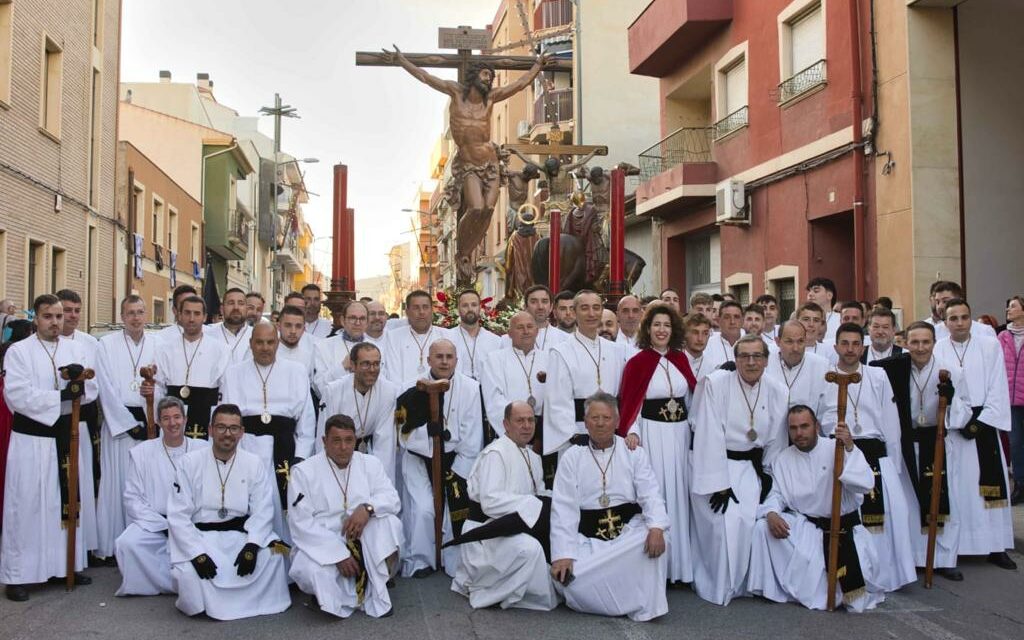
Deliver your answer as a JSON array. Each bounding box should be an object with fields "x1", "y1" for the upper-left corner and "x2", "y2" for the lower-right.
[
  {"x1": 125, "y1": 405, "x2": 151, "y2": 441},
  {"x1": 573, "y1": 398, "x2": 587, "y2": 422},
  {"x1": 80, "y1": 400, "x2": 101, "y2": 498},
  {"x1": 412, "y1": 449, "x2": 472, "y2": 536},
  {"x1": 966, "y1": 406, "x2": 1009, "y2": 507},
  {"x1": 641, "y1": 396, "x2": 688, "y2": 423},
  {"x1": 241, "y1": 414, "x2": 298, "y2": 511},
  {"x1": 578, "y1": 502, "x2": 641, "y2": 541},
  {"x1": 911, "y1": 427, "x2": 950, "y2": 530},
  {"x1": 529, "y1": 415, "x2": 559, "y2": 490},
  {"x1": 195, "y1": 516, "x2": 249, "y2": 532},
  {"x1": 727, "y1": 447, "x2": 772, "y2": 503},
  {"x1": 12, "y1": 413, "x2": 78, "y2": 526},
  {"x1": 310, "y1": 386, "x2": 321, "y2": 423},
  {"x1": 807, "y1": 511, "x2": 867, "y2": 605},
  {"x1": 355, "y1": 434, "x2": 374, "y2": 453},
  {"x1": 166, "y1": 385, "x2": 219, "y2": 439},
  {"x1": 447, "y1": 496, "x2": 552, "y2": 562},
  {"x1": 852, "y1": 438, "x2": 886, "y2": 529},
  {"x1": 480, "y1": 390, "x2": 497, "y2": 448}
]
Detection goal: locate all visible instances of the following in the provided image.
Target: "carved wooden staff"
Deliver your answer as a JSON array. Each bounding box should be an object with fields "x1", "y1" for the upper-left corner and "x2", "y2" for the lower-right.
[
  {"x1": 417, "y1": 378, "x2": 450, "y2": 570},
  {"x1": 924, "y1": 369, "x2": 951, "y2": 588},
  {"x1": 824, "y1": 370, "x2": 861, "y2": 611},
  {"x1": 62, "y1": 365, "x2": 96, "y2": 591},
  {"x1": 139, "y1": 365, "x2": 158, "y2": 439}
]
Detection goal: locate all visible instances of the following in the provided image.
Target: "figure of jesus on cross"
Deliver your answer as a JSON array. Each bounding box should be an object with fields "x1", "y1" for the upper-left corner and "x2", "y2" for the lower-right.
[{"x1": 381, "y1": 45, "x2": 548, "y2": 284}]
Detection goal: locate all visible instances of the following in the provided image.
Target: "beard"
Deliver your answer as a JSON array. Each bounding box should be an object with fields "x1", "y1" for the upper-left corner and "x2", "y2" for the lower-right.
[{"x1": 461, "y1": 312, "x2": 480, "y2": 326}]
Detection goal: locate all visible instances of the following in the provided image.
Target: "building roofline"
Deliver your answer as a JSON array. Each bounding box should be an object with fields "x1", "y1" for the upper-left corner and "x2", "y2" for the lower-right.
[{"x1": 117, "y1": 140, "x2": 203, "y2": 208}]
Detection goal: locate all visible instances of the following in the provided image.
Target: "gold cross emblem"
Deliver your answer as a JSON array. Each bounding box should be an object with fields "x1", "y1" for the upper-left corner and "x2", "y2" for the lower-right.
[
  {"x1": 60, "y1": 455, "x2": 71, "y2": 476},
  {"x1": 185, "y1": 424, "x2": 205, "y2": 439},
  {"x1": 276, "y1": 460, "x2": 291, "y2": 484},
  {"x1": 596, "y1": 509, "x2": 623, "y2": 541},
  {"x1": 868, "y1": 468, "x2": 881, "y2": 502},
  {"x1": 658, "y1": 398, "x2": 684, "y2": 422},
  {"x1": 445, "y1": 470, "x2": 461, "y2": 499}
]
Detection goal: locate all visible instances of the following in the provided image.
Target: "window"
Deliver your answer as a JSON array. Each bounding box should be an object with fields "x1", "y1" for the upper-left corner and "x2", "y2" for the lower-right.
[
  {"x1": 684, "y1": 231, "x2": 722, "y2": 300},
  {"x1": 87, "y1": 225, "x2": 97, "y2": 326},
  {"x1": 730, "y1": 283, "x2": 750, "y2": 307},
  {"x1": 167, "y1": 207, "x2": 178, "y2": 253},
  {"x1": 0, "y1": 1, "x2": 12, "y2": 106},
  {"x1": 88, "y1": 69, "x2": 101, "y2": 206},
  {"x1": 153, "y1": 298, "x2": 165, "y2": 324},
  {"x1": 131, "y1": 182, "x2": 144, "y2": 238},
  {"x1": 714, "y1": 42, "x2": 749, "y2": 138},
  {"x1": 50, "y1": 246, "x2": 66, "y2": 292},
  {"x1": 789, "y1": 5, "x2": 823, "y2": 75},
  {"x1": 40, "y1": 35, "x2": 62, "y2": 137},
  {"x1": 151, "y1": 195, "x2": 164, "y2": 247},
  {"x1": 27, "y1": 240, "x2": 44, "y2": 305},
  {"x1": 778, "y1": 1, "x2": 826, "y2": 103},
  {"x1": 190, "y1": 223, "x2": 200, "y2": 263},
  {"x1": 723, "y1": 59, "x2": 747, "y2": 117},
  {"x1": 775, "y1": 278, "x2": 796, "y2": 322}
]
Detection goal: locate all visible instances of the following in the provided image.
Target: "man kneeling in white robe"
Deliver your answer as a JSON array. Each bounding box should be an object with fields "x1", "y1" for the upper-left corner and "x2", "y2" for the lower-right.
[
  {"x1": 168, "y1": 404, "x2": 290, "y2": 620},
  {"x1": 450, "y1": 401, "x2": 558, "y2": 611},
  {"x1": 115, "y1": 396, "x2": 209, "y2": 595},
  {"x1": 550, "y1": 392, "x2": 669, "y2": 622},
  {"x1": 288, "y1": 414, "x2": 403, "y2": 618},
  {"x1": 749, "y1": 405, "x2": 886, "y2": 612}
]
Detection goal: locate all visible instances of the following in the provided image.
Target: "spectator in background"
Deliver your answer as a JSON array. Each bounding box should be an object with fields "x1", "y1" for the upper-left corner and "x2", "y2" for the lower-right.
[{"x1": 998, "y1": 295, "x2": 1024, "y2": 505}]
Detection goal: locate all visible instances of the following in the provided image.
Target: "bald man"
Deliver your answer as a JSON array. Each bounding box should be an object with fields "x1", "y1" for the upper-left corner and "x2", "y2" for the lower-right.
[{"x1": 616, "y1": 295, "x2": 643, "y2": 349}]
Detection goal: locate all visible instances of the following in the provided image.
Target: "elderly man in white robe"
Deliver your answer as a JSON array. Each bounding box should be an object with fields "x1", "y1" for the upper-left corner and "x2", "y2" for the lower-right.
[
  {"x1": 935, "y1": 300, "x2": 1017, "y2": 570},
  {"x1": 220, "y1": 322, "x2": 316, "y2": 544},
  {"x1": 1, "y1": 294, "x2": 100, "y2": 602},
  {"x1": 382, "y1": 290, "x2": 445, "y2": 390},
  {"x1": 168, "y1": 404, "x2": 290, "y2": 620},
  {"x1": 765, "y1": 320, "x2": 830, "y2": 409},
  {"x1": 690, "y1": 335, "x2": 789, "y2": 606},
  {"x1": 203, "y1": 288, "x2": 253, "y2": 365},
  {"x1": 316, "y1": 342, "x2": 397, "y2": 483},
  {"x1": 115, "y1": 397, "x2": 209, "y2": 595},
  {"x1": 314, "y1": 300, "x2": 378, "y2": 391},
  {"x1": 288, "y1": 414, "x2": 403, "y2": 618},
  {"x1": 450, "y1": 401, "x2": 558, "y2": 611},
  {"x1": 152, "y1": 295, "x2": 228, "y2": 440},
  {"x1": 95, "y1": 295, "x2": 160, "y2": 561},
  {"x1": 395, "y1": 339, "x2": 483, "y2": 578},
  {"x1": 819, "y1": 323, "x2": 917, "y2": 592},
  {"x1": 447, "y1": 289, "x2": 502, "y2": 381},
  {"x1": 481, "y1": 311, "x2": 552, "y2": 486},
  {"x1": 748, "y1": 405, "x2": 886, "y2": 612},
  {"x1": 550, "y1": 392, "x2": 669, "y2": 622}
]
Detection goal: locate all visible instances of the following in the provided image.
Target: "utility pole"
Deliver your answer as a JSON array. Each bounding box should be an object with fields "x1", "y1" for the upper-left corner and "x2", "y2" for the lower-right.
[{"x1": 259, "y1": 94, "x2": 299, "y2": 310}]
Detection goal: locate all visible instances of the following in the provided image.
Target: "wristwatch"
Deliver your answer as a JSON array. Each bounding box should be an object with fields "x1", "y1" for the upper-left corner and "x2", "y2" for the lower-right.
[{"x1": 363, "y1": 503, "x2": 375, "y2": 516}]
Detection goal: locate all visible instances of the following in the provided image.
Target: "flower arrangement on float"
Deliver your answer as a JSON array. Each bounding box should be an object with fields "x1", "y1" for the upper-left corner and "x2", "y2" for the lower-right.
[{"x1": 433, "y1": 288, "x2": 520, "y2": 335}]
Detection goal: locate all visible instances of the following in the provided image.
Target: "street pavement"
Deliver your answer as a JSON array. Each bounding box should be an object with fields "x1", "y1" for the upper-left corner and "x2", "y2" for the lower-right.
[{"x1": 2, "y1": 509, "x2": 1023, "y2": 640}]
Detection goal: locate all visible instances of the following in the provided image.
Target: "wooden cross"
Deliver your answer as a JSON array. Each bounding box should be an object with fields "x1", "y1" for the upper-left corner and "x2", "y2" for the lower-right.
[{"x1": 276, "y1": 459, "x2": 292, "y2": 484}]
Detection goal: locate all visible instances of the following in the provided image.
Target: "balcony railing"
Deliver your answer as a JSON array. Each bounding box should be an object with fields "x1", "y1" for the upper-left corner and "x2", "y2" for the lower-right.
[
  {"x1": 227, "y1": 208, "x2": 250, "y2": 248},
  {"x1": 533, "y1": 88, "x2": 573, "y2": 125},
  {"x1": 778, "y1": 59, "x2": 827, "y2": 103},
  {"x1": 714, "y1": 106, "x2": 749, "y2": 140},
  {"x1": 534, "y1": 0, "x2": 573, "y2": 30},
  {"x1": 638, "y1": 127, "x2": 714, "y2": 183}
]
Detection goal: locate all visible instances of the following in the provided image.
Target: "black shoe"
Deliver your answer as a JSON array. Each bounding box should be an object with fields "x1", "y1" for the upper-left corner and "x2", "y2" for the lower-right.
[
  {"x1": 411, "y1": 567, "x2": 434, "y2": 579},
  {"x1": 47, "y1": 572, "x2": 92, "y2": 586},
  {"x1": 378, "y1": 607, "x2": 394, "y2": 618},
  {"x1": 936, "y1": 567, "x2": 964, "y2": 581},
  {"x1": 988, "y1": 552, "x2": 1018, "y2": 570},
  {"x1": 386, "y1": 579, "x2": 396, "y2": 588},
  {"x1": 5, "y1": 585, "x2": 29, "y2": 602}
]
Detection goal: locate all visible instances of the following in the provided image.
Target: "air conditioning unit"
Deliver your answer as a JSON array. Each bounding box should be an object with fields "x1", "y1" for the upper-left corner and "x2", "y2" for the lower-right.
[
  {"x1": 715, "y1": 178, "x2": 749, "y2": 225},
  {"x1": 516, "y1": 120, "x2": 531, "y2": 139}
]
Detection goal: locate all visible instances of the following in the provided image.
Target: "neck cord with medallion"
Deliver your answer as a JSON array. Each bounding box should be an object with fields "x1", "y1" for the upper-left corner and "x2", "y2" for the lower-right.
[
  {"x1": 352, "y1": 382, "x2": 374, "y2": 439},
  {"x1": 222, "y1": 324, "x2": 246, "y2": 358},
  {"x1": 516, "y1": 444, "x2": 538, "y2": 494},
  {"x1": 254, "y1": 361, "x2": 276, "y2": 424},
  {"x1": 688, "y1": 351, "x2": 704, "y2": 378},
  {"x1": 513, "y1": 348, "x2": 538, "y2": 408},
  {"x1": 538, "y1": 325, "x2": 549, "y2": 350},
  {"x1": 442, "y1": 375, "x2": 457, "y2": 431},
  {"x1": 328, "y1": 456, "x2": 353, "y2": 511},
  {"x1": 779, "y1": 353, "x2": 805, "y2": 405},
  {"x1": 657, "y1": 355, "x2": 685, "y2": 421},
  {"x1": 123, "y1": 330, "x2": 146, "y2": 391},
  {"x1": 911, "y1": 358, "x2": 937, "y2": 427},
  {"x1": 574, "y1": 333, "x2": 603, "y2": 390},
  {"x1": 588, "y1": 438, "x2": 615, "y2": 507},
  {"x1": 213, "y1": 451, "x2": 237, "y2": 519},
  {"x1": 737, "y1": 374, "x2": 762, "y2": 441},
  {"x1": 458, "y1": 325, "x2": 479, "y2": 378},
  {"x1": 951, "y1": 335, "x2": 971, "y2": 368},
  {"x1": 162, "y1": 438, "x2": 190, "y2": 473},
  {"x1": 837, "y1": 364, "x2": 866, "y2": 434},
  {"x1": 410, "y1": 326, "x2": 434, "y2": 374},
  {"x1": 180, "y1": 333, "x2": 204, "y2": 398},
  {"x1": 37, "y1": 335, "x2": 60, "y2": 389}
]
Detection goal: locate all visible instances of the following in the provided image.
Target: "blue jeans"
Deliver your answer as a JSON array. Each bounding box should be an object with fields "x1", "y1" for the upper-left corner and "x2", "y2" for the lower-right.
[{"x1": 1011, "y1": 406, "x2": 1024, "y2": 484}]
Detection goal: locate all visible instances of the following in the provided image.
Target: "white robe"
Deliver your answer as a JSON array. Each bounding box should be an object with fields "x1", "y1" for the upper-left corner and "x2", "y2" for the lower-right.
[
  {"x1": 154, "y1": 334, "x2": 228, "y2": 435},
  {"x1": 168, "y1": 448, "x2": 290, "y2": 620},
  {"x1": 544, "y1": 333, "x2": 625, "y2": 455},
  {"x1": 381, "y1": 325, "x2": 445, "y2": 390},
  {"x1": 765, "y1": 351, "x2": 830, "y2": 410},
  {"x1": 203, "y1": 322, "x2": 252, "y2": 365},
  {"x1": 865, "y1": 344, "x2": 896, "y2": 364},
  {"x1": 399, "y1": 372, "x2": 482, "y2": 577},
  {"x1": 550, "y1": 438, "x2": 670, "y2": 622},
  {"x1": 926, "y1": 317, "x2": 996, "y2": 343},
  {"x1": 706, "y1": 333, "x2": 739, "y2": 368},
  {"x1": 154, "y1": 323, "x2": 183, "y2": 346},
  {"x1": 95, "y1": 330, "x2": 160, "y2": 557},
  {"x1": 748, "y1": 440, "x2": 885, "y2": 612},
  {"x1": 220, "y1": 359, "x2": 316, "y2": 544},
  {"x1": 305, "y1": 317, "x2": 332, "y2": 340},
  {"x1": 315, "y1": 375, "x2": 398, "y2": 484},
  {"x1": 689, "y1": 370, "x2": 788, "y2": 605},
  {"x1": 313, "y1": 333, "x2": 378, "y2": 392},
  {"x1": 480, "y1": 346, "x2": 548, "y2": 429},
  {"x1": 447, "y1": 325, "x2": 502, "y2": 381},
  {"x1": 452, "y1": 435, "x2": 557, "y2": 611},
  {"x1": 0, "y1": 336, "x2": 100, "y2": 584},
  {"x1": 115, "y1": 437, "x2": 209, "y2": 595},
  {"x1": 823, "y1": 312, "x2": 842, "y2": 345},
  {"x1": 935, "y1": 336, "x2": 1014, "y2": 554},
  {"x1": 288, "y1": 452, "x2": 403, "y2": 618},
  {"x1": 623, "y1": 352, "x2": 694, "y2": 583},
  {"x1": 499, "y1": 325, "x2": 568, "y2": 352},
  {"x1": 276, "y1": 334, "x2": 318, "y2": 393},
  {"x1": 818, "y1": 363, "x2": 917, "y2": 591},
  {"x1": 685, "y1": 349, "x2": 722, "y2": 383}
]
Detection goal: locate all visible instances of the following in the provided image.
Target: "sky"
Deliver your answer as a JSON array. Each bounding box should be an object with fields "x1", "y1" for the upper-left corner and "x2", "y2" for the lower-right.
[{"x1": 120, "y1": 0, "x2": 498, "y2": 279}]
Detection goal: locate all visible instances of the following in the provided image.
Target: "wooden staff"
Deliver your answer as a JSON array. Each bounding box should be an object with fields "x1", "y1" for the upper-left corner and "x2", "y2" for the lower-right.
[
  {"x1": 824, "y1": 370, "x2": 861, "y2": 611},
  {"x1": 139, "y1": 365, "x2": 158, "y2": 439},
  {"x1": 61, "y1": 366, "x2": 96, "y2": 591},
  {"x1": 924, "y1": 369, "x2": 951, "y2": 588},
  {"x1": 417, "y1": 378, "x2": 450, "y2": 570}
]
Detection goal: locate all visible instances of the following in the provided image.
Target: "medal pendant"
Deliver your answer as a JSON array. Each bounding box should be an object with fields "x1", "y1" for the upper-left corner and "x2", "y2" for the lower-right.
[
  {"x1": 746, "y1": 428, "x2": 758, "y2": 442},
  {"x1": 665, "y1": 398, "x2": 680, "y2": 421},
  {"x1": 180, "y1": 385, "x2": 191, "y2": 399},
  {"x1": 261, "y1": 412, "x2": 272, "y2": 425},
  {"x1": 853, "y1": 423, "x2": 863, "y2": 435},
  {"x1": 217, "y1": 507, "x2": 228, "y2": 519},
  {"x1": 129, "y1": 380, "x2": 140, "y2": 392},
  {"x1": 599, "y1": 493, "x2": 610, "y2": 508},
  {"x1": 417, "y1": 364, "x2": 426, "y2": 374},
  {"x1": 527, "y1": 395, "x2": 536, "y2": 408},
  {"x1": 917, "y1": 413, "x2": 927, "y2": 427}
]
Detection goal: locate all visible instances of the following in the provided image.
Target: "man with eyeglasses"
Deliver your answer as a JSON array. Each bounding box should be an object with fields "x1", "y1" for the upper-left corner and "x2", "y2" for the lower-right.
[
  {"x1": 315, "y1": 301, "x2": 378, "y2": 391},
  {"x1": 690, "y1": 335, "x2": 788, "y2": 606},
  {"x1": 168, "y1": 404, "x2": 290, "y2": 620},
  {"x1": 317, "y1": 343, "x2": 398, "y2": 484}
]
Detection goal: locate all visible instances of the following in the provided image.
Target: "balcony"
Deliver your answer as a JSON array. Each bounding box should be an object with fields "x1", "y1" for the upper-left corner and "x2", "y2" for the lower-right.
[
  {"x1": 533, "y1": 88, "x2": 573, "y2": 126},
  {"x1": 713, "y1": 106, "x2": 748, "y2": 140},
  {"x1": 777, "y1": 60, "x2": 827, "y2": 104},
  {"x1": 226, "y1": 208, "x2": 250, "y2": 252},
  {"x1": 275, "y1": 236, "x2": 303, "y2": 274},
  {"x1": 534, "y1": 0, "x2": 573, "y2": 31},
  {"x1": 628, "y1": 0, "x2": 733, "y2": 78},
  {"x1": 635, "y1": 127, "x2": 717, "y2": 216}
]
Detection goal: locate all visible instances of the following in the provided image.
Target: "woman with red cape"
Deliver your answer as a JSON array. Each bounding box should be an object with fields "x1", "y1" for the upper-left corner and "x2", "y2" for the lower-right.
[
  {"x1": 618, "y1": 304, "x2": 697, "y2": 586},
  {"x1": 0, "y1": 319, "x2": 34, "y2": 531}
]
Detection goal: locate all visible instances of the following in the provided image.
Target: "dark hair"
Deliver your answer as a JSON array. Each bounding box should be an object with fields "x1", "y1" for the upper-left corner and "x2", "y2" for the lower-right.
[
  {"x1": 120, "y1": 294, "x2": 145, "y2": 311},
  {"x1": 873, "y1": 296, "x2": 893, "y2": 310},
  {"x1": 711, "y1": 293, "x2": 725, "y2": 302},
  {"x1": 719, "y1": 300, "x2": 743, "y2": 316},
  {"x1": 835, "y1": 321, "x2": 865, "y2": 342},
  {"x1": 806, "y1": 277, "x2": 837, "y2": 302},
  {"x1": 301, "y1": 283, "x2": 322, "y2": 295},
  {"x1": 211, "y1": 403, "x2": 243, "y2": 423},
  {"x1": 943, "y1": 297, "x2": 971, "y2": 316},
  {"x1": 284, "y1": 291, "x2": 304, "y2": 304},
  {"x1": 405, "y1": 289, "x2": 431, "y2": 308},
  {"x1": 554, "y1": 290, "x2": 575, "y2": 304},
  {"x1": 684, "y1": 312, "x2": 712, "y2": 330},
  {"x1": 689, "y1": 292, "x2": 714, "y2": 307},
  {"x1": 523, "y1": 285, "x2": 552, "y2": 302},
  {"x1": 223, "y1": 287, "x2": 245, "y2": 300},
  {"x1": 787, "y1": 404, "x2": 818, "y2": 422},
  {"x1": 659, "y1": 287, "x2": 680, "y2": 298},
  {"x1": 867, "y1": 307, "x2": 896, "y2": 325},
  {"x1": 640, "y1": 295, "x2": 659, "y2": 305},
  {"x1": 179, "y1": 295, "x2": 206, "y2": 313},
  {"x1": 930, "y1": 280, "x2": 963, "y2": 297},
  {"x1": 796, "y1": 301, "x2": 825, "y2": 318},
  {"x1": 32, "y1": 294, "x2": 59, "y2": 314},
  {"x1": 733, "y1": 334, "x2": 769, "y2": 358},
  {"x1": 172, "y1": 285, "x2": 198, "y2": 302},
  {"x1": 635, "y1": 303, "x2": 685, "y2": 351},
  {"x1": 463, "y1": 61, "x2": 496, "y2": 102},
  {"x1": 755, "y1": 294, "x2": 778, "y2": 306},
  {"x1": 840, "y1": 300, "x2": 865, "y2": 315},
  {"x1": 324, "y1": 413, "x2": 357, "y2": 435},
  {"x1": 904, "y1": 320, "x2": 936, "y2": 338},
  {"x1": 350, "y1": 342, "x2": 380, "y2": 364},
  {"x1": 278, "y1": 304, "x2": 305, "y2": 320},
  {"x1": 457, "y1": 289, "x2": 481, "y2": 304},
  {"x1": 55, "y1": 289, "x2": 82, "y2": 305},
  {"x1": 743, "y1": 303, "x2": 765, "y2": 318},
  {"x1": 245, "y1": 291, "x2": 265, "y2": 302}
]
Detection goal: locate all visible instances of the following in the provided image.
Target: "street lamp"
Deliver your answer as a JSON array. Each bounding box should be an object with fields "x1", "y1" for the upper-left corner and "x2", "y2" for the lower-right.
[{"x1": 402, "y1": 208, "x2": 438, "y2": 298}]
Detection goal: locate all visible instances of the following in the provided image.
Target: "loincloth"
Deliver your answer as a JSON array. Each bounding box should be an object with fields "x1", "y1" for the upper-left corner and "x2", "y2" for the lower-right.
[{"x1": 444, "y1": 151, "x2": 501, "y2": 213}]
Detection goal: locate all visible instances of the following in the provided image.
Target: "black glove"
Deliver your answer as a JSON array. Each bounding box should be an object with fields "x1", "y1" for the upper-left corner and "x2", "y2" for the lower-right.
[
  {"x1": 234, "y1": 542, "x2": 260, "y2": 577},
  {"x1": 718, "y1": 361, "x2": 737, "y2": 372},
  {"x1": 937, "y1": 380, "x2": 955, "y2": 402},
  {"x1": 569, "y1": 434, "x2": 591, "y2": 447},
  {"x1": 127, "y1": 425, "x2": 150, "y2": 441},
  {"x1": 426, "y1": 420, "x2": 442, "y2": 439},
  {"x1": 709, "y1": 488, "x2": 739, "y2": 514},
  {"x1": 962, "y1": 420, "x2": 982, "y2": 440},
  {"x1": 60, "y1": 381, "x2": 85, "y2": 402},
  {"x1": 191, "y1": 553, "x2": 217, "y2": 580}
]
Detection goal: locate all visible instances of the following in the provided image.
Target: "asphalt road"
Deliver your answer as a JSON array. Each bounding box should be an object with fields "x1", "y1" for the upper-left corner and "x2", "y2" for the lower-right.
[{"x1": 1, "y1": 547, "x2": 1022, "y2": 640}]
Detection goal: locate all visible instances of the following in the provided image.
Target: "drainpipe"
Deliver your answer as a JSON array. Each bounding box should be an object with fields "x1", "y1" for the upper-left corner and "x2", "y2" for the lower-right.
[
  {"x1": 571, "y1": 0, "x2": 582, "y2": 143},
  {"x1": 849, "y1": 0, "x2": 866, "y2": 300}
]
